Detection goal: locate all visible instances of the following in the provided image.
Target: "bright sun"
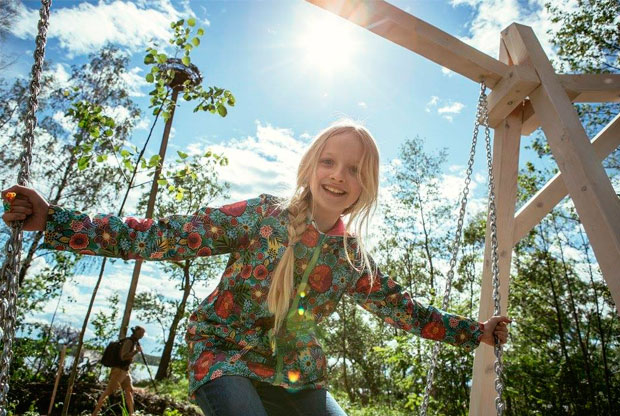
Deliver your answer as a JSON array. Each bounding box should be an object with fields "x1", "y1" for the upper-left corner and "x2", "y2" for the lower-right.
[{"x1": 298, "y1": 17, "x2": 359, "y2": 75}]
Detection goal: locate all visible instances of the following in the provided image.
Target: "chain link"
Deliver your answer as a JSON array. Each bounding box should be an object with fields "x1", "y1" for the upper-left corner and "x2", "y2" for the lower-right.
[
  {"x1": 0, "y1": 1, "x2": 51, "y2": 414},
  {"x1": 480, "y1": 84, "x2": 506, "y2": 416},
  {"x1": 420, "y1": 83, "x2": 487, "y2": 415}
]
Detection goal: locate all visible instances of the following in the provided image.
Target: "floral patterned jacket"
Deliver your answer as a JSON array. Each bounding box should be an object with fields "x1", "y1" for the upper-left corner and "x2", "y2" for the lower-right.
[{"x1": 42, "y1": 194, "x2": 484, "y2": 400}]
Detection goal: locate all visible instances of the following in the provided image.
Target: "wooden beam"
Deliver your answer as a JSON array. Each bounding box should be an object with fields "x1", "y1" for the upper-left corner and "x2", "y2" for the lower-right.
[
  {"x1": 503, "y1": 23, "x2": 620, "y2": 315},
  {"x1": 305, "y1": 0, "x2": 509, "y2": 87},
  {"x1": 486, "y1": 63, "x2": 539, "y2": 128},
  {"x1": 522, "y1": 74, "x2": 620, "y2": 135},
  {"x1": 560, "y1": 74, "x2": 620, "y2": 103},
  {"x1": 469, "y1": 41, "x2": 522, "y2": 416},
  {"x1": 513, "y1": 113, "x2": 620, "y2": 243}
]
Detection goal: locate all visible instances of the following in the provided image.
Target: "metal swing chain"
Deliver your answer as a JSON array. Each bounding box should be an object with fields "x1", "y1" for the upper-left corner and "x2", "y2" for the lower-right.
[
  {"x1": 0, "y1": 1, "x2": 51, "y2": 414},
  {"x1": 480, "y1": 84, "x2": 506, "y2": 416},
  {"x1": 420, "y1": 82, "x2": 487, "y2": 416}
]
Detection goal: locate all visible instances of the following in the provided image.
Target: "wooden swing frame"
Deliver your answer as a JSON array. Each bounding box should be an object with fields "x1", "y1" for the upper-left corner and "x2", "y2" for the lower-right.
[{"x1": 305, "y1": 1, "x2": 620, "y2": 414}]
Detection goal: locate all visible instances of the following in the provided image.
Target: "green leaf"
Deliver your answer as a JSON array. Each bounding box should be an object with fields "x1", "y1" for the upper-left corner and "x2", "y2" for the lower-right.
[
  {"x1": 177, "y1": 151, "x2": 188, "y2": 159},
  {"x1": 217, "y1": 104, "x2": 227, "y2": 117},
  {"x1": 182, "y1": 56, "x2": 190, "y2": 66},
  {"x1": 157, "y1": 178, "x2": 168, "y2": 186},
  {"x1": 197, "y1": 28, "x2": 205, "y2": 36},
  {"x1": 105, "y1": 129, "x2": 113, "y2": 137},
  {"x1": 146, "y1": 73, "x2": 154, "y2": 83},
  {"x1": 157, "y1": 53, "x2": 167, "y2": 64},
  {"x1": 162, "y1": 111, "x2": 171, "y2": 120},
  {"x1": 120, "y1": 149, "x2": 131, "y2": 158},
  {"x1": 148, "y1": 154, "x2": 161, "y2": 167},
  {"x1": 192, "y1": 37, "x2": 200, "y2": 46},
  {"x1": 144, "y1": 54, "x2": 154, "y2": 64},
  {"x1": 90, "y1": 127, "x2": 100, "y2": 138},
  {"x1": 175, "y1": 191, "x2": 184, "y2": 201},
  {"x1": 77, "y1": 156, "x2": 90, "y2": 170},
  {"x1": 188, "y1": 17, "x2": 196, "y2": 27}
]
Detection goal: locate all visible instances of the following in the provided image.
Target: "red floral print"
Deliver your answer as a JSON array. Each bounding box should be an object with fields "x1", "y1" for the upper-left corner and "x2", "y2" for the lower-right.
[
  {"x1": 214, "y1": 290, "x2": 234, "y2": 319},
  {"x1": 253, "y1": 264, "x2": 268, "y2": 280},
  {"x1": 187, "y1": 232, "x2": 202, "y2": 249},
  {"x1": 421, "y1": 321, "x2": 447, "y2": 341},
  {"x1": 220, "y1": 200, "x2": 247, "y2": 217},
  {"x1": 354, "y1": 273, "x2": 381, "y2": 294},
  {"x1": 126, "y1": 217, "x2": 153, "y2": 231},
  {"x1": 300, "y1": 227, "x2": 319, "y2": 247},
  {"x1": 69, "y1": 233, "x2": 89, "y2": 250},
  {"x1": 308, "y1": 265, "x2": 332, "y2": 293},
  {"x1": 247, "y1": 361, "x2": 274, "y2": 378},
  {"x1": 241, "y1": 265, "x2": 253, "y2": 279},
  {"x1": 194, "y1": 350, "x2": 215, "y2": 381}
]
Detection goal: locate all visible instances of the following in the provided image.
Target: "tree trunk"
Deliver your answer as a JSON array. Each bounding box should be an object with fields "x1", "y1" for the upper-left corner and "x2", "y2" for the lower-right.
[
  {"x1": 155, "y1": 261, "x2": 192, "y2": 380},
  {"x1": 578, "y1": 226, "x2": 614, "y2": 412},
  {"x1": 539, "y1": 225, "x2": 578, "y2": 413},
  {"x1": 551, "y1": 216, "x2": 598, "y2": 413}
]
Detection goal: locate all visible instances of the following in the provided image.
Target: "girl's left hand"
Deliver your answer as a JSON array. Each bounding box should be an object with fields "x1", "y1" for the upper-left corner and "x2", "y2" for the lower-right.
[{"x1": 480, "y1": 316, "x2": 511, "y2": 347}]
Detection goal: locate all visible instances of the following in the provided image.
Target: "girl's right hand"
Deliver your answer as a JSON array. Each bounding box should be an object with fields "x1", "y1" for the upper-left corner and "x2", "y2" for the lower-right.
[{"x1": 2, "y1": 185, "x2": 50, "y2": 231}]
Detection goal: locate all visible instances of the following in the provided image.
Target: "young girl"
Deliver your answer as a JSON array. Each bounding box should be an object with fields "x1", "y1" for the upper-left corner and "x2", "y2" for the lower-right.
[{"x1": 3, "y1": 121, "x2": 510, "y2": 416}]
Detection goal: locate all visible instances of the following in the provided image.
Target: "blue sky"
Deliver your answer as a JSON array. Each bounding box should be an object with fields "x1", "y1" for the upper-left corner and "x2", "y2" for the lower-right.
[{"x1": 3, "y1": 0, "x2": 572, "y2": 358}]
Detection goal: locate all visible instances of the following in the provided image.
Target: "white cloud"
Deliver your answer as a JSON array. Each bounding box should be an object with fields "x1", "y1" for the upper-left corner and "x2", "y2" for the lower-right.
[
  {"x1": 11, "y1": 0, "x2": 188, "y2": 56},
  {"x1": 52, "y1": 111, "x2": 75, "y2": 134},
  {"x1": 426, "y1": 96, "x2": 464, "y2": 121},
  {"x1": 438, "y1": 102, "x2": 465, "y2": 114},
  {"x1": 450, "y1": 0, "x2": 579, "y2": 60},
  {"x1": 441, "y1": 67, "x2": 454, "y2": 77},
  {"x1": 358, "y1": 101, "x2": 367, "y2": 109},
  {"x1": 121, "y1": 67, "x2": 149, "y2": 97},
  {"x1": 425, "y1": 95, "x2": 439, "y2": 113},
  {"x1": 187, "y1": 121, "x2": 308, "y2": 202}
]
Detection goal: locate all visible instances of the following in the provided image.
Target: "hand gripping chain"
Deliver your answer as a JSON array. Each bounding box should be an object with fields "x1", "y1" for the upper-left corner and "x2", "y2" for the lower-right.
[{"x1": 0, "y1": 1, "x2": 51, "y2": 414}]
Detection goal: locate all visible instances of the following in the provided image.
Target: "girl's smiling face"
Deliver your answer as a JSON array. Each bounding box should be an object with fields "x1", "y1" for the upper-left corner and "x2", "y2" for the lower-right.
[{"x1": 309, "y1": 132, "x2": 363, "y2": 228}]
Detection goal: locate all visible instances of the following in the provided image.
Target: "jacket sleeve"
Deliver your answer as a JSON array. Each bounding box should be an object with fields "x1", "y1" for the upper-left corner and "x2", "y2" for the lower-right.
[
  {"x1": 346, "y1": 263, "x2": 484, "y2": 351},
  {"x1": 41, "y1": 194, "x2": 271, "y2": 261}
]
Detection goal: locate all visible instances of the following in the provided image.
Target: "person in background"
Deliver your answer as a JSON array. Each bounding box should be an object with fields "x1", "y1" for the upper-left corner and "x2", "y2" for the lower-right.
[{"x1": 92, "y1": 325, "x2": 145, "y2": 416}]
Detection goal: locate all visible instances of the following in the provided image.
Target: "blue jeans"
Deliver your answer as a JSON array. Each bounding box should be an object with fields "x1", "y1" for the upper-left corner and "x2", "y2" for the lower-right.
[{"x1": 195, "y1": 376, "x2": 348, "y2": 416}]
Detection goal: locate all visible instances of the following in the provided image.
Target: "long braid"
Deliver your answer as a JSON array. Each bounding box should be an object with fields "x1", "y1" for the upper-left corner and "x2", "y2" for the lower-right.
[
  {"x1": 268, "y1": 120, "x2": 380, "y2": 335},
  {"x1": 268, "y1": 189, "x2": 311, "y2": 334}
]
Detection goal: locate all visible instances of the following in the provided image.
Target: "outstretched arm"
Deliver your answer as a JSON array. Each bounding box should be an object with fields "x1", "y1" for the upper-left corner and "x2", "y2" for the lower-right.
[
  {"x1": 2, "y1": 185, "x2": 270, "y2": 262},
  {"x1": 346, "y1": 265, "x2": 510, "y2": 350}
]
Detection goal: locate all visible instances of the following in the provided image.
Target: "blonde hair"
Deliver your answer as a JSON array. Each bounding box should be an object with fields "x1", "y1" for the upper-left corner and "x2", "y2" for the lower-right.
[{"x1": 267, "y1": 120, "x2": 380, "y2": 334}]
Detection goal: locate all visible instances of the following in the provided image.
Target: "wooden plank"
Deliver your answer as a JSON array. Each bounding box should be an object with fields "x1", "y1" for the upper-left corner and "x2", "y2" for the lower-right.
[
  {"x1": 560, "y1": 74, "x2": 620, "y2": 103},
  {"x1": 522, "y1": 74, "x2": 620, "y2": 135},
  {"x1": 503, "y1": 23, "x2": 620, "y2": 315},
  {"x1": 305, "y1": 0, "x2": 509, "y2": 87},
  {"x1": 486, "y1": 64, "x2": 539, "y2": 128},
  {"x1": 513, "y1": 113, "x2": 620, "y2": 243},
  {"x1": 469, "y1": 40, "x2": 522, "y2": 416}
]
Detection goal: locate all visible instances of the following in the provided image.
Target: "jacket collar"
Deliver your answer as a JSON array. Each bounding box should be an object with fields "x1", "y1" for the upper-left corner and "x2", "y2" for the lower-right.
[{"x1": 309, "y1": 217, "x2": 347, "y2": 237}]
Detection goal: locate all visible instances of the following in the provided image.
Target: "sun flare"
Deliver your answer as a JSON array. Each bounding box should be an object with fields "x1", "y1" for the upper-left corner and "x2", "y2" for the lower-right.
[{"x1": 298, "y1": 17, "x2": 359, "y2": 75}]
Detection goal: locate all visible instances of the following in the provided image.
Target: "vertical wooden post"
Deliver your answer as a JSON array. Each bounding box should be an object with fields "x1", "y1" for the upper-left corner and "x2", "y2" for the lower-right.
[
  {"x1": 469, "y1": 39, "x2": 522, "y2": 416},
  {"x1": 48, "y1": 345, "x2": 66, "y2": 416},
  {"x1": 503, "y1": 23, "x2": 620, "y2": 315}
]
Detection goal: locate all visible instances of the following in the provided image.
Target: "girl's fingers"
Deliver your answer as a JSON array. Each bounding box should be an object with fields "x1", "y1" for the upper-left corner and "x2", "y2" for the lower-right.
[
  {"x1": 2, "y1": 212, "x2": 27, "y2": 222},
  {"x1": 5, "y1": 205, "x2": 32, "y2": 214}
]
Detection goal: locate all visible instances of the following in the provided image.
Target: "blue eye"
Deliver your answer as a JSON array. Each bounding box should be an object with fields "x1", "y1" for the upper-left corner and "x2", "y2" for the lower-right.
[{"x1": 321, "y1": 159, "x2": 334, "y2": 166}]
